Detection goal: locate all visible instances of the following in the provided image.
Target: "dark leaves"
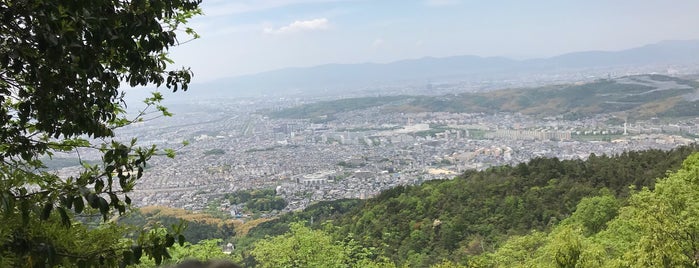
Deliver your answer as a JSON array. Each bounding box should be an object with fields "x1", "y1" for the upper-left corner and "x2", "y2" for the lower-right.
[
  {"x1": 164, "y1": 234, "x2": 175, "y2": 247},
  {"x1": 98, "y1": 196, "x2": 109, "y2": 221},
  {"x1": 178, "y1": 234, "x2": 186, "y2": 246},
  {"x1": 0, "y1": 0, "x2": 201, "y2": 266},
  {"x1": 56, "y1": 207, "x2": 70, "y2": 228},
  {"x1": 1, "y1": 191, "x2": 15, "y2": 216},
  {"x1": 74, "y1": 196, "x2": 84, "y2": 214},
  {"x1": 20, "y1": 200, "x2": 30, "y2": 225},
  {"x1": 132, "y1": 245, "x2": 143, "y2": 260},
  {"x1": 41, "y1": 202, "x2": 53, "y2": 220},
  {"x1": 122, "y1": 250, "x2": 135, "y2": 266},
  {"x1": 87, "y1": 193, "x2": 99, "y2": 209},
  {"x1": 94, "y1": 179, "x2": 104, "y2": 193}
]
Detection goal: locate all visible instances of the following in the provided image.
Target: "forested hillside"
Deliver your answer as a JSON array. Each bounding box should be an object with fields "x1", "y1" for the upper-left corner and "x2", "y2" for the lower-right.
[
  {"x1": 118, "y1": 206, "x2": 236, "y2": 244},
  {"x1": 103, "y1": 145, "x2": 699, "y2": 267},
  {"x1": 237, "y1": 145, "x2": 699, "y2": 267},
  {"x1": 473, "y1": 151, "x2": 699, "y2": 267}
]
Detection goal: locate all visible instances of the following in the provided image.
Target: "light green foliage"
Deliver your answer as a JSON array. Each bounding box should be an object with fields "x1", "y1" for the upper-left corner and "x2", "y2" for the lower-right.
[
  {"x1": 225, "y1": 188, "x2": 287, "y2": 212},
  {"x1": 249, "y1": 222, "x2": 398, "y2": 267},
  {"x1": 599, "y1": 152, "x2": 699, "y2": 266},
  {"x1": 531, "y1": 225, "x2": 605, "y2": 268},
  {"x1": 478, "y1": 152, "x2": 699, "y2": 267},
  {"x1": 354, "y1": 258, "x2": 397, "y2": 268},
  {"x1": 482, "y1": 227, "x2": 584, "y2": 268},
  {"x1": 562, "y1": 191, "x2": 619, "y2": 235},
  {"x1": 0, "y1": 212, "x2": 134, "y2": 267},
  {"x1": 431, "y1": 260, "x2": 468, "y2": 268},
  {"x1": 0, "y1": 0, "x2": 201, "y2": 266},
  {"x1": 169, "y1": 239, "x2": 231, "y2": 261},
  {"x1": 251, "y1": 222, "x2": 348, "y2": 268},
  {"x1": 479, "y1": 231, "x2": 547, "y2": 267},
  {"x1": 120, "y1": 152, "x2": 699, "y2": 267},
  {"x1": 227, "y1": 150, "x2": 699, "y2": 267},
  {"x1": 132, "y1": 239, "x2": 238, "y2": 267},
  {"x1": 235, "y1": 146, "x2": 699, "y2": 267}
]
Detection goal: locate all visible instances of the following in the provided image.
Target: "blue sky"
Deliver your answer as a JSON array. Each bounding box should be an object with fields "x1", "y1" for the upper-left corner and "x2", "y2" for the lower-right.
[{"x1": 169, "y1": 0, "x2": 699, "y2": 82}]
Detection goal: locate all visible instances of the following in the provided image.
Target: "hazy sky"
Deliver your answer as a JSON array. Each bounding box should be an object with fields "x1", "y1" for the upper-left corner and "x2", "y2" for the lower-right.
[{"x1": 169, "y1": 0, "x2": 699, "y2": 82}]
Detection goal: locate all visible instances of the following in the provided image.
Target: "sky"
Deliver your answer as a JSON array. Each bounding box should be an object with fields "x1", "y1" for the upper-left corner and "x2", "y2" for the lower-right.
[{"x1": 168, "y1": 0, "x2": 699, "y2": 82}]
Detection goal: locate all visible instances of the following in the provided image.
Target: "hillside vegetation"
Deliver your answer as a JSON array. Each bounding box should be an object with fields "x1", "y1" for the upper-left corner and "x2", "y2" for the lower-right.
[
  {"x1": 269, "y1": 95, "x2": 411, "y2": 119},
  {"x1": 119, "y1": 206, "x2": 237, "y2": 244},
  {"x1": 235, "y1": 144, "x2": 699, "y2": 267},
  {"x1": 271, "y1": 75, "x2": 699, "y2": 120},
  {"x1": 124, "y1": 145, "x2": 699, "y2": 267}
]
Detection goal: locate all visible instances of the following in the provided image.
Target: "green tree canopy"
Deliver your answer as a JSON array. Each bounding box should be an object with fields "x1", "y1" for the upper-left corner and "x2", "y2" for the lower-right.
[
  {"x1": 476, "y1": 152, "x2": 699, "y2": 267},
  {"x1": 250, "y1": 223, "x2": 349, "y2": 268},
  {"x1": 250, "y1": 222, "x2": 396, "y2": 268},
  {"x1": 0, "y1": 0, "x2": 201, "y2": 266}
]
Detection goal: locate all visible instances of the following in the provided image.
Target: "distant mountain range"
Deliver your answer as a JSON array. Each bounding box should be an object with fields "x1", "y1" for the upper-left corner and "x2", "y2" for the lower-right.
[
  {"x1": 183, "y1": 40, "x2": 699, "y2": 98},
  {"x1": 271, "y1": 74, "x2": 699, "y2": 120}
]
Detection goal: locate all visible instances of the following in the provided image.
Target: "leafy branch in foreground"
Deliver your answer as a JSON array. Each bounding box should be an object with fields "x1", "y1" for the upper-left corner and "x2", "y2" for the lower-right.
[{"x1": 0, "y1": 0, "x2": 201, "y2": 266}]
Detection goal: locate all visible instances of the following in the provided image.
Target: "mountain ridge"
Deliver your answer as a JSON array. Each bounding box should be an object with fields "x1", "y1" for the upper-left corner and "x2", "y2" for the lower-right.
[{"x1": 186, "y1": 40, "x2": 699, "y2": 98}]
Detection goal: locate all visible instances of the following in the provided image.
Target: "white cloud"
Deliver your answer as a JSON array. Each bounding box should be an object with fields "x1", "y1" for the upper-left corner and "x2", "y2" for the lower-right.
[
  {"x1": 424, "y1": 0, "x2": 461, "y2": 7},
  {"x1": 264, "y1": 18, "x2": 330, "y2": 34}
]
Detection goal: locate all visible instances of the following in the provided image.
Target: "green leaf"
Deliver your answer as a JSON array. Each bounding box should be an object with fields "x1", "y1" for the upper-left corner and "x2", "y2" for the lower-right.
[
  {"x1": 0, "y1": 0, "x2": 202, "y2": 264},
  {"x1": 122, "y1": 250, "x2": 134, "y2": 265},
  {"x1": 165, "y1": 148, "x2": 176, "y2": 158},
  {"x1": 74, "y1": 196, "x2": 85, "y2": 214},
  {"x1": 156, "y1": 105, "x2": 173, "y2": 117},
  {"x1": 154, "y1": 252, "x2": 163, "y2": 265},
  {"x1": 45, "y1": 244, "x2": 57, "y2": 265},
  {"x1": 106, "y1": 165, "x2": 115, "y2": 175},
  {"x1": 65, "y1": 195, "x2": 74, "y2": 209},
  {"x1": 163, "y1": 248, "x2": 171, "y2": 259},
  {"x1": 132, "y1": 245, "x2": 143, "y2": 261},
  {"x1": 99, "y1": 197, "x2": 109, "y2": 220},
  {"x1": 41, "y1": 202, "x2": 53, "y2": 220},
  {"x1": 95, "y1": 179, "x2": 104, "y2": 193},
  {"x1": 20, "y1": 201, "x2": 29, "y2": 225},
  {"x1": 178, "y1": 234, "x2": 186, "y2": 246},
  {"x1": 57, "y1": 207, "x2": 70, "y2": 228},
  {"x1": 88, "y1": 193, "x2": 99, "y2": 208},
  {"x1": 165, "y1": 234, "x2": 175, "y2": 247},
  {"x1": 2, "y1": 192, "x2": 15, "y2": 216},
  {"x1": 108, "y1": 193, "x2": 119, "y2": 206},
  {"x1": 59, "y1": 196, "x2": 68, "y2": 208}
]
